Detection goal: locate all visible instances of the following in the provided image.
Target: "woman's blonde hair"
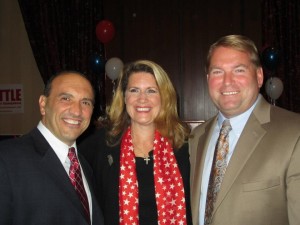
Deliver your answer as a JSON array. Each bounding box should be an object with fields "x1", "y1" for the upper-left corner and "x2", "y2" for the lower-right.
[{"x1": 106, "y1": 59, "x2": 190, "y2": 149}]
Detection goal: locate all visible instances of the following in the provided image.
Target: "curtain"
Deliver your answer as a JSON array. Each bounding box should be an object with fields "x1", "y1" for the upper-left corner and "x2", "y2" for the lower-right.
[
  {"x1": 17, "y1": 0, "x2": 106, "y2": 120},
  {"x1": 262, "y1": 0, "x2": 300, "y2": 111}
]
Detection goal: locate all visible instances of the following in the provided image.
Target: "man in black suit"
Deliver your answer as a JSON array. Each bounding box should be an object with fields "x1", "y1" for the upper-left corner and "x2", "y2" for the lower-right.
[{"x1": 0, "y1": 71, "x2": 104, "y2": 225}]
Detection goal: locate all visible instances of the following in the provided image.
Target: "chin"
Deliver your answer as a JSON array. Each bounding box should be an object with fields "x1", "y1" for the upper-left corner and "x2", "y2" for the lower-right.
[{"x1": 135, "y1": 120, "x2": 155, "y2": 126}]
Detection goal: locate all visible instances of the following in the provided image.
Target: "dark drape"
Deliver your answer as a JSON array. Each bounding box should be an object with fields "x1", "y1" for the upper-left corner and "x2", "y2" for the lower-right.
[
  {"x1": 17, "y1": 0, "x2": 106, "y2": 120},
  {"x1": 262, "y1": 0, "x2": 300, "y2": 111}
]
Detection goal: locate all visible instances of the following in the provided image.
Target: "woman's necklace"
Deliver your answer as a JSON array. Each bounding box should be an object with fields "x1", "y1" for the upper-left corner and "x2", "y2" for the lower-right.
[
  {"x1": 131, "y1": 130, "x2": 154, "y2": 165},
  {"x1": 133, "y1": 144, "x2": 152, "y2": 165}
]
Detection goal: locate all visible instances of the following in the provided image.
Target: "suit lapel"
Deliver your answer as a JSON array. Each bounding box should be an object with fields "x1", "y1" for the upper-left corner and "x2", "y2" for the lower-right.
[
  {"x1": 190, "y1": 117, "x2": 217, "y2": 223},
  {"x1": 30, "y1": 129, "x2": 87, "y2": 220},
  {"x1": 213, "y1": 98, "x2": 270, "y2": 215},
  {"x1": 79, "y1": 154, "x2": 104, "y2": 225}
]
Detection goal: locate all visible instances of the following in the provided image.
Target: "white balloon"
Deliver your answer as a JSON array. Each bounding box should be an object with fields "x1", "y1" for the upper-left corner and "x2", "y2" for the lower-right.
[
  {"x1": 265, "y1": 77, "x2": 284, "y2": 100},
  {"x1": 105, "y1": 57, "x2": 124, "y2": 80}
]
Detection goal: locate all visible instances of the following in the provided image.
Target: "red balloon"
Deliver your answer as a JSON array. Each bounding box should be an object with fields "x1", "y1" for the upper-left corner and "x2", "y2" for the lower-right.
[{"x1": 96, "y1": 20, "x2": 115, "y2": 44}]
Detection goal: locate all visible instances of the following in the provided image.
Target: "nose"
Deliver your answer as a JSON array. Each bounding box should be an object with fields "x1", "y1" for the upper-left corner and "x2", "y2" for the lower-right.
[
  {"x1": 223, "y1": 72, "x2": 234, "y2": 85},
  {"x1": 137, "y1": 91, "x2": 148, "y2": 102},
  {"x1": 69, "y1": 101, "x2": 82, "y2": 116}
]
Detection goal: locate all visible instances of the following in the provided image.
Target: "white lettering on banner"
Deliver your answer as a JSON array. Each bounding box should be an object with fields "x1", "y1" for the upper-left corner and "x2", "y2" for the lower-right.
[{"x1": 0, "y1": 84, "x2": 24, "y2": 114}]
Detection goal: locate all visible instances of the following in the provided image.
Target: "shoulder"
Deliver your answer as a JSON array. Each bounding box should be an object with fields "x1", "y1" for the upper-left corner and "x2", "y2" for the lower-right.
[
  {"x1": 254, "y1": 96, "x2": 300, "y2": 128},
  {"x1": 0, "y1": 129, "x2": 38, "y2": 156},
  {"x1": 190, "y1": 117, "x2": 216, "y2": 140},
  {"x1": 174, "y1": 142, "x2": 188, "y2": 154},
  {"x1": 269, "y1": 106, "x2": 300, "y2": 131},
  {"x1": 174, "y1": 142, "x2": 189, "y2": 164},
  {"x1": 174, "y1": 142, "x2": 190, "y2": 181},
  {"x1": 0, "y1": 129, "x2": 48, "y2": 170},
  {"x1": 78, "y1": 128, "x2": 107, "y2": 153},
  {"x1": 78, "y1": 128, "x2": 120, "y2": 167},
  {"x1": 271, "y1": 105, "x2": 300, "y2": 120}
]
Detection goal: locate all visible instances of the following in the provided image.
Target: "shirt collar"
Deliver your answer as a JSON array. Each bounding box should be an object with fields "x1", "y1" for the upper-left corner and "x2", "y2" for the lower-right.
[
  {"x1": 37, "y1": 121, "x2": 77, "y2": 164},
  {"x1": 217, "y1": 94, "x2": 261, "y2": 133}
]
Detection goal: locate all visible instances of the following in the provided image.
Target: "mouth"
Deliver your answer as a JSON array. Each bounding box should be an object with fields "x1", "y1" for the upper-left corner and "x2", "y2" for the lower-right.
[
  {"x1": 222, "y1": 91, "x2": 239, "y2": 96},
  {"x1": 63, "y1": 118, "x2": 81, "y2": 125},
  {"x1": 136, "y1": 107, "x2": 151, "y2": 112}
]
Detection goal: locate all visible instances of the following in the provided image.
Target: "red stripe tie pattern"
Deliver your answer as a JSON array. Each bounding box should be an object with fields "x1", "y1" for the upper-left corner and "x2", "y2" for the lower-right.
[{"x1": 68, "y1": 147, "x2": 90, "y2": 224}]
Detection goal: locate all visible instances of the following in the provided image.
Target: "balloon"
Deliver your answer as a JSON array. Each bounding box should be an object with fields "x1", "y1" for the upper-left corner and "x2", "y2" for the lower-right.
[
  {"x1": 89, "y1": 52, "x2": 106, "y2": 74},
  {"x1": 96, "y1": 20, "x2": 115, "y2": 44},
  {"x1": 105, "y1": 57, "x2": 123, "y2": 80},
  {"x1": 261, "y1": 47, "x2": 280, "y2": 71},
  {"x1": 265, "y1": 77, "x2": 283, "y2": 100}
]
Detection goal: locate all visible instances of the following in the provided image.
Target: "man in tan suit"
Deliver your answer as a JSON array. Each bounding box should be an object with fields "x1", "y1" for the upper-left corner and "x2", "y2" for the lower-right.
[{"x1": 189, "y1": 35, "x2": 300, "y2": 225}]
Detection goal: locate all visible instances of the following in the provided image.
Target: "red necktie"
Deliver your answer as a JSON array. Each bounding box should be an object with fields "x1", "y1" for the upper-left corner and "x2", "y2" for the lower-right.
[
  {"x1": 205, "y1": 119, "x2": 232, "y2": 225},
  {"x1": 68, "y1": 147, "x2": 90, "y2": 224}
]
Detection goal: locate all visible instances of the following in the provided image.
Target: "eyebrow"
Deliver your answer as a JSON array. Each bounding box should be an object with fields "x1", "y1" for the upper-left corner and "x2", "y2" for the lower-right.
[
  {"x1": 127, "y1": 86, "x2": 158, "y2": 89},
  {"x1": 208, "y1": 66, "x2": 222, "y2": 72},
  {"x1": 58, "y1": 92, "x2": 72, "y2": 98},
  {"x1": 82, "y1": 97, "x2": 95, "y2": 105},
  {"x1": 234, "y1": 64, "x2": 249, "y2": 68},
  {"x1": 59, "y1": 93, "x2": 95, "y2": 105},
  {"x1": 209, "y1": 63, "x2": 249, "y2": 71}
]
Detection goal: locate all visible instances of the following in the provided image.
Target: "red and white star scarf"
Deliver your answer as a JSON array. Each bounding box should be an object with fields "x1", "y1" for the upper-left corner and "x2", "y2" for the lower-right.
[{"x1": 119, "y1": 127, "x2": 187, "y2": 225}]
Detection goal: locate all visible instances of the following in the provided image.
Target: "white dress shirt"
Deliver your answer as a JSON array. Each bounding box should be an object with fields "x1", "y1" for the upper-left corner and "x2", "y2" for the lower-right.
[{"x1": 37, "y1": 121, "x2": 93, "y2": 222}]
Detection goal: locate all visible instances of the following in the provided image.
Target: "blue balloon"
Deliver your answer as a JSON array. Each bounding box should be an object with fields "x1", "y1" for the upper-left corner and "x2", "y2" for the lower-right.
[
  {"x1": 261, "y1": 47, "x2": 280, "y2": 71},
  {"x1": 90, "y1": 53, "x2": 106, "y2": 74}
]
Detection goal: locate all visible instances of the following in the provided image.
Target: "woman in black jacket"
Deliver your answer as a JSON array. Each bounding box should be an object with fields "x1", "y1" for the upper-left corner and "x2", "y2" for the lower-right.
[{"x1": 80, "y1": 60, "x2": 192, "y2": 225}]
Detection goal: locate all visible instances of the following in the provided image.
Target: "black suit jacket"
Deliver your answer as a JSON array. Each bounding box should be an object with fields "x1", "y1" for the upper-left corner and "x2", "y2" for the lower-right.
[
  {"x1": 0, "y1": 128, "x2": 104, "y2": 225},
  {"x1": 79, "y1": 128, "x2": 193, "y2": 225}
]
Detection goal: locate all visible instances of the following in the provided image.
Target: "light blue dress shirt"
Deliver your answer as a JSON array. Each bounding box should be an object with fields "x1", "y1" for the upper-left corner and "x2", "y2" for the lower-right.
[{"x1": 198, "y1": 95, "x2": 261, "y2": 225}]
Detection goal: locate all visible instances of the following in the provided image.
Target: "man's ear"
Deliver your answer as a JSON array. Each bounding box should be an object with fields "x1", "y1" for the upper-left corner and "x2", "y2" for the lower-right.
[
  {"x1": 39, "y1": 95, "x2": 47, "y2": 115},
  {"x1": 257, "y1": 67, "x2": 264, "y2": 88}
]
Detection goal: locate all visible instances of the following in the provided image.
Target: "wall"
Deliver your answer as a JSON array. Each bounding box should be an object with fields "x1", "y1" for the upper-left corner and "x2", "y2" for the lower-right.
[
  {"x1": 0, "y1": 0, "x2": 262, "y2": 135},
  {"x1": 103, "y1": 0, "x2": 262, "y2": 121},
  {"x1": 0, "y1": 0, "x2": 43, "y2": 135}
]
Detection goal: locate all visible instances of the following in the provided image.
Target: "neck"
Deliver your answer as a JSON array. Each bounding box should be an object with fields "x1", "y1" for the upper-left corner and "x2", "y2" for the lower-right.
[{"x1": 131, "y1": 126, "x2": 155, "y2": 157}]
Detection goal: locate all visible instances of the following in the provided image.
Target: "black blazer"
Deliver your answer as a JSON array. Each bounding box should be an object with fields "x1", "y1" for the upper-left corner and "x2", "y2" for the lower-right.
[
  {"x1": 79, "y1": 128, "x2": 193, "y2": 225},
  {"x1": 0, "y1": 128, "x2": 104, "y2": 225}
]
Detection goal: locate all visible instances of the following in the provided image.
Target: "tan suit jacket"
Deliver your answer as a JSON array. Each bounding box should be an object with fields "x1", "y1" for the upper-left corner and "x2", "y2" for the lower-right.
[{"x1": 189, "y1": 97, "x2": 300, "y2": 225}]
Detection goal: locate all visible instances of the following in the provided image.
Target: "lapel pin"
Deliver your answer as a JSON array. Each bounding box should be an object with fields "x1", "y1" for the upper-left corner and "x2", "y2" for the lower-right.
[{"x1": 107, "y1": 154, "x2": 113, "y2": 166}]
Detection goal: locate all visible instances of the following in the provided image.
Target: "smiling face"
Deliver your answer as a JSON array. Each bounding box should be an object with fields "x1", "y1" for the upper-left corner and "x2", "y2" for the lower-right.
[
  {"x1": 125, "y1": 72, "x2": 161, "y2": 129},
  {"x1": 207, "y1": 46, "x2": 263, "y2": 118},
  {"x1": 39, "y1": 73, "x2": 94, "y2": 146}
]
